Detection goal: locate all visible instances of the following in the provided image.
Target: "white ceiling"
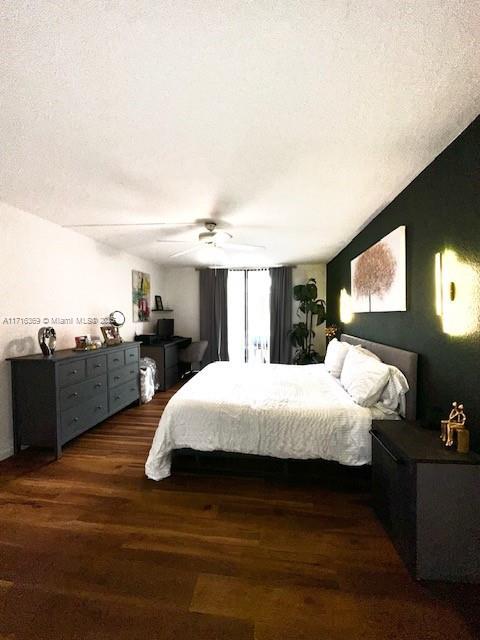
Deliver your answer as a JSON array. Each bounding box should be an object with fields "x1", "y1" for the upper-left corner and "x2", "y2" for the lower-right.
[{"x1": 1, "y1": 1, "x2": 479, "y2": 266}]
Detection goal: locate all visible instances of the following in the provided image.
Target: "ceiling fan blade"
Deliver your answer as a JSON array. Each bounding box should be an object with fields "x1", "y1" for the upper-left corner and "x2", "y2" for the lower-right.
[
  {"x1": 224, "y1": 242, "x2": 265, "y2": 251},
  {"x1": 169, "y1": 246, "x2": 200, "y2": 258},
  {"x1": 63, "y1": 222, "x2": 198, "y2": 228}
]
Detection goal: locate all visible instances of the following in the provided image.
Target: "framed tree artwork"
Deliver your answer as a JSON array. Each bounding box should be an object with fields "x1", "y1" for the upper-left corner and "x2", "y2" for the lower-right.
[
  {"x1": 132, "y1": 270, "x2": 151, "y2": 321},
  {"x1": 351, "y1": 226, "x2": 406, "y2": 312}
]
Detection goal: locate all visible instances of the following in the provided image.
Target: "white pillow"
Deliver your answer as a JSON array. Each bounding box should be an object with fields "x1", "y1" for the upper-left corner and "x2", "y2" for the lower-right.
[
  {"x1": 354, "y1": 345, "x2": 381, "y2": 361},
  {"x1": 376, "y1": 365, "x2": 409, "y2": 417},
  {"x1": 324, "y1": 338, "x2": 351, "y2": 377},
  {"x1": 340, "y1": 348, "x2": 390, "y2": 407}
]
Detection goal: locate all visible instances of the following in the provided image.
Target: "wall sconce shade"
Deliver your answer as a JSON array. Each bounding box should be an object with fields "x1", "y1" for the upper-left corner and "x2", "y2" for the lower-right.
[{"x1": 435, "y1": 249, "x2": 479, "y2": 336}]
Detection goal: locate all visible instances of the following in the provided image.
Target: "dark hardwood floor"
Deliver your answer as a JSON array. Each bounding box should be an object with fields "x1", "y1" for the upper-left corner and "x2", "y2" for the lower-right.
[{"x1": 0, "y1": 384, "x2": 478, "y2": 639}]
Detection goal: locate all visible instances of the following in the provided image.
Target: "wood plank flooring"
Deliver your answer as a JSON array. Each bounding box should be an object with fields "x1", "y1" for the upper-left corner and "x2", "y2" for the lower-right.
[{"x1": 0, "y1": 384, "x2": 478, "y2": 639}]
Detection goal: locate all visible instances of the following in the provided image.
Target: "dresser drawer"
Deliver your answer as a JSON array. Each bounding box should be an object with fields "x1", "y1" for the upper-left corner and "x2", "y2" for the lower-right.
[
  {"x1": 109, "y1": 363, "x2": 138, "y2": 389},
  {"x1": 125, "y1": 346, "x2": 139, "y2": 364},
  {"x1": 108, "y1": 379, "x2": 138, "y2": 413},
  {"x1": 109, "y1": 379, "x2": 139, "y2": 412},
  {"x1": 60, "y1": 374, "x2": 107, "y2": 411},
  {"x1": 58, "y1": 360, "x2": 86, "y2": 388},
  {"x1": 86, "y1": 354, "x2": 107, "y2": 378},
  {"x1": 107, "y1": 350, "x2": 125, "y2": 370},
  {"x1": 60, "y1": 393, "x2": 108, "y2": 444}
]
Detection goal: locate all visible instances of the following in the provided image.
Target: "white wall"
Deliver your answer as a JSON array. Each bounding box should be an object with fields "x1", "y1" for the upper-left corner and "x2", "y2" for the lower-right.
[
  {"x1": 0, "y1": 202, "x2": 165, "y2": 460},
  {"x1": 293, "y1": 263, "x2": 327, "y2": 357},
  {"x1": 160, "y1": 268, "x2": 200, "y2": 341}
]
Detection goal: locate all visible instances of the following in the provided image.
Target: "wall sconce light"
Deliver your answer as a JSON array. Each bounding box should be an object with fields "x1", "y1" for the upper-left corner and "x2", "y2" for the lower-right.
[
  {"x1": 435, "y1": 249, "x2": 478, "y2": 336},
  {"x1": 340, "y1": 288, "x2": 354, "y2": 323},
  {"x1": 435, "y1": 251, "x2": 456, "y2": 316}
]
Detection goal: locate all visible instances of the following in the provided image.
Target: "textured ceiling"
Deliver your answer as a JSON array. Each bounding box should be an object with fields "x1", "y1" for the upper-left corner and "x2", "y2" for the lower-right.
[{"x1": 1, "y1": 0, "x2": 479, "y2": 266}]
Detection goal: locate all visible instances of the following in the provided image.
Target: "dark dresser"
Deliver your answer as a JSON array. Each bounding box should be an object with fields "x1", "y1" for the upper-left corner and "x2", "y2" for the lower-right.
[
  {"x1": 8, "y1": 341, "x2": 140, "y2": 458},
  {"x1": 371, "y1": 420, "x2": 480, "y2": 582},
  {"x1": 135, "y1": 335, "x2": 191, "y2": 390}
]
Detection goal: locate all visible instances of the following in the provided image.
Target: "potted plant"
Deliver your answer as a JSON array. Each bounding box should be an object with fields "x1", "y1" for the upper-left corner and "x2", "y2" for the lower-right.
[{"x1": 288, "y1": 278, "x2": 326, "y2": 364}]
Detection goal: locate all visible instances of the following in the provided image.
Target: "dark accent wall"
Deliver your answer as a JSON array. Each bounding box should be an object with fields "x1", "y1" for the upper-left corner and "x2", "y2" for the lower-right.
[{"x1": 327, "y1": 117, "x2": 480, "y2": 450}]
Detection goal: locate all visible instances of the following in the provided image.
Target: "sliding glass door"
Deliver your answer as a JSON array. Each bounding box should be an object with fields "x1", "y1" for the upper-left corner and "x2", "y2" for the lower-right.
[
  {"x1": 227, "y1": 269, "x2": 271, "y2": 364},
  {"x1": 227, "y1": 270, "x2": 246, "y2": 363}
]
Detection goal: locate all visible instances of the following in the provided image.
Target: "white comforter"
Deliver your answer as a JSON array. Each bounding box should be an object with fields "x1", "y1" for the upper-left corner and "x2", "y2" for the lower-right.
[{"x1": 145, "y1": 362, "x2": 378, "y2": 480}]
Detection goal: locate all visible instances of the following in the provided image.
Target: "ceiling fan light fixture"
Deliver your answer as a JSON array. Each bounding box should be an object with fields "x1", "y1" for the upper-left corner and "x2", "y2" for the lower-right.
[
  {"x1": 198, "y1": 245, "x2": 227, "y2": 265},
  {"x1": 198, "y1": 229, "x2": 232, "y2": 245}
]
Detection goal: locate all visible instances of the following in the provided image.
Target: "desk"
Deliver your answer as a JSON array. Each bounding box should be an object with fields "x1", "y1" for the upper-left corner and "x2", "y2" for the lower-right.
[{"x1": 135, "y1": 335, "x2": 191, "y2": 391}]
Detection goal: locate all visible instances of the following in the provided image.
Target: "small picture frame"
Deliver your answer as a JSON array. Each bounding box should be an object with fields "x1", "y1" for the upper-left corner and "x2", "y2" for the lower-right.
[
  {"x1": 75, "y1": 335, "x2": 89, "y2": 350},
  {"x1": 154, "y1": 295, "x2": 163, "y2": 311},
  {"x1": 101, "y1": 325, "x2": 122, "y2": 346}
]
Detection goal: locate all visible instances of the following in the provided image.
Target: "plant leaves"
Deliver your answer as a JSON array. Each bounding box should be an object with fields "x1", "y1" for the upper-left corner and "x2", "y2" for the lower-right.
[
  {"x1": 291, "y1": 280, "x2": 326, "y2": 349},
  {"x1": 315, "y1": 299, "x2": 326, "y2": 325},
  {"x1": 305, "y1": 281, "x2": 317, "y2": 300},
  {"x1": 293, "y1": 284, "x2": 306, "y2": 301}
]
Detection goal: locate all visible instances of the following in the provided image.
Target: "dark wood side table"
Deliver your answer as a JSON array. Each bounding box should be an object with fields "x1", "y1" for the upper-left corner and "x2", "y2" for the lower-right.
[{"x1": 371, "y1": 420, "x2": 480, "y2": 582}]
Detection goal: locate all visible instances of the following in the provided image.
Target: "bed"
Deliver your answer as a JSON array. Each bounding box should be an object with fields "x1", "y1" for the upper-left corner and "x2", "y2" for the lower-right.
[{"x1": 145, "y1": 334, "x2": 418, "y2": 481}]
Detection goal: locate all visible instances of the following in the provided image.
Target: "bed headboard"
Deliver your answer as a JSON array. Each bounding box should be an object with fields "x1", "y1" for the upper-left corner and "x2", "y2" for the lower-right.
[{"x1": 340, "y1": 334, "x2": 418, "y2": 421}]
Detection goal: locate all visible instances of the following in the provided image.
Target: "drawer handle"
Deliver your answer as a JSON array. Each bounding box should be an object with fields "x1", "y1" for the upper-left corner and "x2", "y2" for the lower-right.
[
  {"x1": 113, "y1": 358, "x2": 120, "y2": 363},
  {"x1": 114, "y1": 376, "x2": 120, "y2": 381},
  {"x1": 69, "y1": 392, "x2": 79, "y2": 398},
  {"x1": 114, "y1": 395, "x2": 121, "y2": 400},
  {"x1": 130, "y1": 387, "x2": 135, "y2": 392},
  {"x1": 130, "y1": 370, "x2": 135, "y2": 374},
  {"x1": 129, "y1": 353, "x2": 135, "y2": 357},
  {"x1": 94, "y1": 364, "x2": 102, "y2": 369},
  {"x1": 95, "y1": 383, "x2": 102, "y2": 388},
  {"x1": 371, "y1": 431, "x2": 404, "y2": 465},
  {"x1": 72, "y1": 417, "x2": 79, "y2": 423},
  {"x1": 96, "y1": 405, "x2": 103, "y2": 410},
  {"x1": 70, "y1": 369, "x2": 78, "y2": 375}
]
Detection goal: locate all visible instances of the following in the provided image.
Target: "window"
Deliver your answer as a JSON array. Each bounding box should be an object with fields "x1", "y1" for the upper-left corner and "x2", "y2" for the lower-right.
[{"x1": 227, "y1": 269, "x2": 271, "y2": 363}]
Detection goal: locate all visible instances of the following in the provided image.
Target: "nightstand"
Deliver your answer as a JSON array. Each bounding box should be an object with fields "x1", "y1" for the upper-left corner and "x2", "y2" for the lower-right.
[{"x1": 371, "y1": 420, "x2": 480, "y2": 582}]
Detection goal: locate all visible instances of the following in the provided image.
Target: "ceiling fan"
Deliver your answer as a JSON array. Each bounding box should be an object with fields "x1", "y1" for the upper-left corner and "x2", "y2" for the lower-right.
[
  {"x1": 158, "y1": 221, "x2": 265, "y2": 259},
  {"x1": 65, "y1": 219, "x2": 265, "y2": 260}
]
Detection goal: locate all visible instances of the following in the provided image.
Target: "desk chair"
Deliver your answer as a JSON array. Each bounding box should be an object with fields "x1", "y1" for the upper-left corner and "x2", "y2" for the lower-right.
[{"x1": 179, "y1": 340, "x2": 208, "y2": 378}]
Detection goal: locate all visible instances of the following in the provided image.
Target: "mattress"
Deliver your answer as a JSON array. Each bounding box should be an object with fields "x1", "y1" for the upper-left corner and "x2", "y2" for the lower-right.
[{"x1": 145, "y1": 362, "x2": 396, "y2": 480}]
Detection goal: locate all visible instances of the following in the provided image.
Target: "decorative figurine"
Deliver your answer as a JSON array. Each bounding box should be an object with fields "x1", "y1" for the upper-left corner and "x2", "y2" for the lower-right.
[
  {"x1": 441, "y1": 402, "x2": 469, "y2": 452},
  {"x1": 38, "y1": 327, "x2": 56, "y2": 357}
]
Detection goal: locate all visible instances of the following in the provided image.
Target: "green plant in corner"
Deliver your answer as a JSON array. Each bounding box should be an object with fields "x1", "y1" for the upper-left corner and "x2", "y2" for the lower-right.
[{"x1": 288, "y1": 278, "x2": 326, "y2": 364}]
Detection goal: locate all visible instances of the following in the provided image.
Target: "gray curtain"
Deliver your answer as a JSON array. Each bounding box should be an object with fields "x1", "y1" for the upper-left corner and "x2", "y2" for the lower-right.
[
  {"x1": 199, "y1": 269, "x2": 229, "y2": 365},
  {"x1": 269, "y1": 266, "x2": 292, "y2": 364}
]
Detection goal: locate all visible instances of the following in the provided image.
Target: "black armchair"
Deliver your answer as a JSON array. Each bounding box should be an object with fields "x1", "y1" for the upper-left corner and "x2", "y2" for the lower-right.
[{"x1": 178, "y1": 340, "x2": 208, "y2": 378}]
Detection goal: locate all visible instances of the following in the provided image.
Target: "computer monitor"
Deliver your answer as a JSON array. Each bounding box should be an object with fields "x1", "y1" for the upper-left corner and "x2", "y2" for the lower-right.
[{"x1": 156, "y1": 318, "x2": 174, "y2": 339}]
